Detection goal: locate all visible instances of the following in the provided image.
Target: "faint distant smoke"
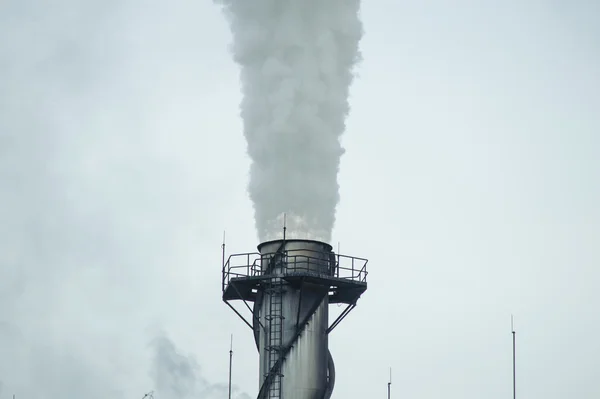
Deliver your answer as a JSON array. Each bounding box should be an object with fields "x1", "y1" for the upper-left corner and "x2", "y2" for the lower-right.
[
  {"x1": 149, "y1": 333, "x2": 250, "y2": 399},
  {"x1": 214, "y1": 0, "x2": 363, "y2": 243}
]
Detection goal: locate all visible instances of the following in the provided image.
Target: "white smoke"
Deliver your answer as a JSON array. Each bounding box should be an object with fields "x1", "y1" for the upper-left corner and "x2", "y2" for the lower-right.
[
  {"x1": 150, "y1": 333, "x2": 251, "y2": 399},
  {"x1": 215, "y1": 0, "x2": 363, "y2": 243}
]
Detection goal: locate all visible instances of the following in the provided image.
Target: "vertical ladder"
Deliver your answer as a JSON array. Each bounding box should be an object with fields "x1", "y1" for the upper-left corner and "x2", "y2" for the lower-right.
[{"x1": 265, "y1": 276, "x2": 284, "y2": 399}]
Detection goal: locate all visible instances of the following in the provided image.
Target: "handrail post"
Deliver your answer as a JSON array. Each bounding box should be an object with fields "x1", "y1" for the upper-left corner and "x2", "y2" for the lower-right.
[{"x1": 306, "y1": 256, "x2": 309, "y2": 274}]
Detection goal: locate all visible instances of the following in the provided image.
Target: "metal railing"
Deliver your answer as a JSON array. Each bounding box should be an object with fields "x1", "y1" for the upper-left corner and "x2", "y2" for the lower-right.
[{"x1": 222, "y1": 248, "x2": 368, "y2": 292}]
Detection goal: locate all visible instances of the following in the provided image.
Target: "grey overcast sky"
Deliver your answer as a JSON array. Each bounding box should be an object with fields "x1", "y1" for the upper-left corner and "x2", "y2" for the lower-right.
[{"x1": 1, "y1": 1, "x2": 599, "y2": 399}]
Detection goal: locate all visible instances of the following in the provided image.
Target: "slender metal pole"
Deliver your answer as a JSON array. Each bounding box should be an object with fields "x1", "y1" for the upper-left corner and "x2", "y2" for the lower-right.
[
  {"x1": 222, "y1": 231, "x2": 226, "y2": 292},
  {"x1": 283, "y1": 213, "x2": 287, "y2": 241},
  {"x1": 222, "y1": 231, "x2": 226, "y2": 266},
  {"x1": 387, "y1": 367, "x2": 391, "y2": 399},
  {"x1": 228, "y1": 334, "x2": 233, "y2": 399},
  {"x1": 512, "y1": 315, "x2": 516, "y2": 399},
  {"x1": 337, "y1": 242, "x2": 340, "y2": 277}
]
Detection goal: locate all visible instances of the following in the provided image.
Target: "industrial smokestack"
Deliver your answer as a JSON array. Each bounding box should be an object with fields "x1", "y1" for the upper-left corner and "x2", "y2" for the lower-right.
[
  {"x1": 214, "y1": 0, "x2": 363, "y2": 243},
  {"x1": 215, "y1": 0, "x2": 366, "y2": 397},
  {"x1": 222, "y1": 239, "x2": 368, "y2": 398}
]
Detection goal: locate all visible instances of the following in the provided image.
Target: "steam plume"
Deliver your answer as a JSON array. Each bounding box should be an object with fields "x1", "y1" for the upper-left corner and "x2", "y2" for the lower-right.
[
  {"x1": 215, "y1": 0, "x2": 363, "y2": 242},
  {"x1": 150, "y1": 333, "x2": 250, "y2": 399}
]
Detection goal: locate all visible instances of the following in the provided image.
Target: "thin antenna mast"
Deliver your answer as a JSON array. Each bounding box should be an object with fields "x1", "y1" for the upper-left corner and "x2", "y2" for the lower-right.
[
  {"x1": 387, "y1": 367, "x2": 392, "y2": 399},
  {"x1": 283, "y1": 213, "x2": 287, "y2": 241},
  {"x1": 337, "y1": 242, "x2": 340, "y2": 278},
  {"x1": 229, "y1": 334, "x2": 233, "y2": 399},
  {"x1": 512, "y1": 315, "x2": 516, "y2": 399},
  {"x1": 222, "y1": 231, "x2": 226, "y2": 266},
  {"x1": 222, "y1": 231, "x2": 226, "y2": 292}
]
